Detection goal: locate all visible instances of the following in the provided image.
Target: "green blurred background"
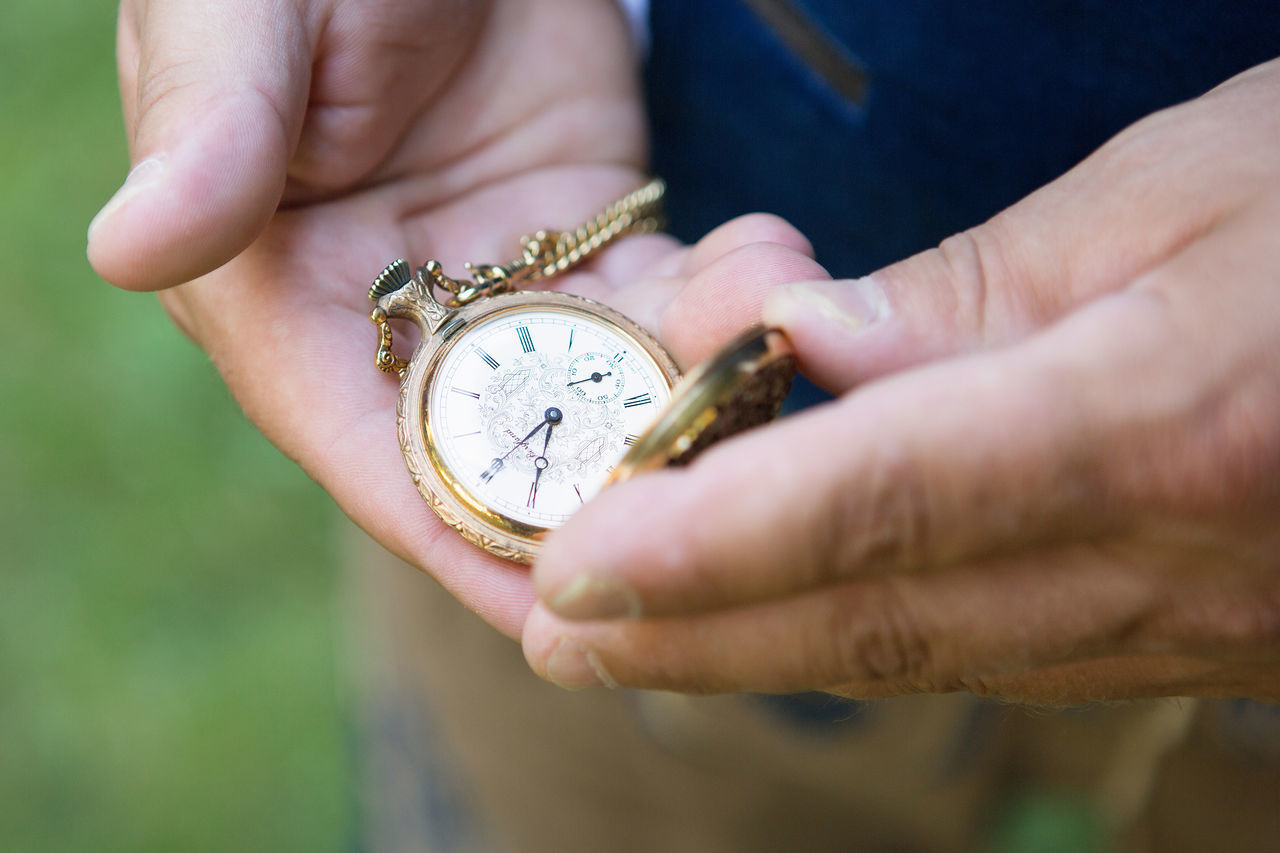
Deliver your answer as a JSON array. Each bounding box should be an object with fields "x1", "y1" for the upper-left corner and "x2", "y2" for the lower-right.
[
  {"x1": 0, "y1": 2, "x2": 354, "y2": 850},
  {"x1": 0, "y1": 3, "x2": 1104, "y2": 851}
]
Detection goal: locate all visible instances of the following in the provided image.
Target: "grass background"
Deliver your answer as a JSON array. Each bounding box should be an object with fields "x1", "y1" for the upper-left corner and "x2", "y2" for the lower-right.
[
  {"x1": 0, "y1": 3, "x2": 1104, "y2": 851},
  {"x1": 0, "y1": 2, "x2": 353, "y2": 850}
]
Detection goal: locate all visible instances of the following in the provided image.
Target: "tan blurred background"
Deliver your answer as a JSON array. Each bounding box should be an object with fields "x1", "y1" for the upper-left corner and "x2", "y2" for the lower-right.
[{"x1": 0, "y1": 2, "x2": 355, "y2": 849}]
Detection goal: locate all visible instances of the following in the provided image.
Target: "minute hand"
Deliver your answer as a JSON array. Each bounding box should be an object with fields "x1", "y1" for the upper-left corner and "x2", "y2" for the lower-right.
[
  {"x1": 501, "y1": 415, "x2": 551, "y2": 461},
  {"x1": 527, "y1": 422, "x2": 555, "y2": 509},
  {"x1": 481, "y1": 407, "x2": 562, "y2": 484}
]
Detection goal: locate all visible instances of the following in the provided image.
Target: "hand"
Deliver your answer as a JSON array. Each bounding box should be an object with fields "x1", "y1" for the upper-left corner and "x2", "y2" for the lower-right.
[
  {"x1": 88, "y1": 0, "x2": 826, "y2": 636},
  {"x1": 483, "y1": 406, "x2": 562, "y2": 485},
  {"x1": 524, "y1": 59, "x2": 1280, "y2": 704},
  {"x1": 566, "y1": 372, "x2": 613, "y2": 387},
  {"x1": 527, "y1": 413, "x2": 559, "y2": 510}
]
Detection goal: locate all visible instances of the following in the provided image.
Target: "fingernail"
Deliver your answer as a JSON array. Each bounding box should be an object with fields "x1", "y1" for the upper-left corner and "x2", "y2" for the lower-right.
[
  {"x1": 87, "y1": 156, "x2": 167, "y2": 244},
  {"x1": 551, "y1": 573, "x2": 643, "y2": 619},
  {"x1": 545, "y1": 640, "x2": 617, "y2": 690},
  {"x1": 768, "y1": 276, "x2": 892, "y2": 332}
]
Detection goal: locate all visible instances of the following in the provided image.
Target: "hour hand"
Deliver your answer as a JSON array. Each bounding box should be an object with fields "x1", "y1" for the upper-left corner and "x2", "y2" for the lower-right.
[
  {"x1": 479, "y1": 418, "x2": 543, "y2": 484},
  {"x1": 527, "y1": 417, "x2": 558, "y2": 508},
  {"x1": 483, "y1": 407, "x2": 563, "y2": 485}
]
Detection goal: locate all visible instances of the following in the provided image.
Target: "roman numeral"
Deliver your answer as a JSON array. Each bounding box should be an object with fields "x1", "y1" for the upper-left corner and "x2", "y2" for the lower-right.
[
  {"x1": 477, "y1": 348, "x2": 500, "y2": 370},
  {"x1": 622, "y1": 393, "x2": 652, "y2": 408},
  {"x1": 451, "y1": 387, "x2": 480, "y2": 400},
  {"x1": 517, "y1": 326, "x2": 535, "y2": 353},
  {"x1": 623, "y1": 434, "x2": 639, "y2": 446}
]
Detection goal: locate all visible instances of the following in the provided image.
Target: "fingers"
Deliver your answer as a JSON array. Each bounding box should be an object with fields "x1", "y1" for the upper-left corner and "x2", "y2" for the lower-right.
[
  {"x1": 670, "y1": 212, "x2": 815, "y2": 277},
  {"x1": 537, "y1": 283, "x2": 1213, "y2": 622},
  {"x1": 163, "y1": 218, "x2": 542, "y2": 639},
  {"x1": 659, "y1": 240, "x2": 828, "y2": 365},
  {"x1": 759, "y1": 85, "x2": 1266, "y2": 394},
  {"x1": 523, "y1": 545, "x2": 1159, "y2": 695},
  {"x1": 525, "y1": 544, "x2": 1280, "y2": 700},
  {"x1": 657, "y1": 212, "x2": 826, "y2": 365},
  {"x1": 524, "y1": 61, "x2": 1280, "y2": 700},
  {"x1": 596, "y1": 211, "x2": 814, "y2": 285},
  {"x1": 585, "y1": 213, "x2": 826, "y2": 365},
  {"x1": 319, "y1": 383, "x2": 540, "y2": 639},
  {"x1": 88, "y1": 0, "x2": 314, "y2": 290}
]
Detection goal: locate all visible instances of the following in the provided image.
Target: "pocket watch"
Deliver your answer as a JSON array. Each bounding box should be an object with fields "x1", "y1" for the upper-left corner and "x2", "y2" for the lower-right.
[{"x1": 367, "y1": 180, "x2": 795, "y2": 564}]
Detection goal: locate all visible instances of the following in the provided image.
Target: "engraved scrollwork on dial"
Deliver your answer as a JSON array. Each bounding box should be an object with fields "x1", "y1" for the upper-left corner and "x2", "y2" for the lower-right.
[{"x1": 384, "y1": 289, "x2": 681, "y2": 564}]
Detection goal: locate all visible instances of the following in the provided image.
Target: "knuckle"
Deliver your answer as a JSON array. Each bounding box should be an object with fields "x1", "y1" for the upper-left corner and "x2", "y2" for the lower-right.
[
  {"x1": 135, "y1": 55, "x2": 197, "y2": 113},
  {"x1": 831, "y1": 438, "x2": 935, "y2": 573},
  {"x1": 823, "y1": 581, "x2": 947, "y2": 687},
  {"x1": 934, "y1": 224, "x2": 1022, "y2": 341},
  {"x1": 1117, "y1": 315, "x2": 1280, "y2": 519},
  {"x1": 1189, "y1": 583, "x2": 1280, "y2": 656},
  {"x1": 1192, "y1": 381, "x2": 1280, "y2": 513},
  {"x1": 1231, "y1": 594, "x2": 1280, "y2": 654},
  {"x1": 1057, "y1": 288, "x2": 1280, "y2": 527}
]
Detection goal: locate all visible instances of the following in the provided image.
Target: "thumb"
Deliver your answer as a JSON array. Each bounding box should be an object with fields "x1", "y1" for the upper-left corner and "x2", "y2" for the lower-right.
[
  {"x1": 88, "y1": 0, "x2": 313, "y2": 290},
  {"x1": 762, "y1": 97, "x2": 1230, "y2": 392}
]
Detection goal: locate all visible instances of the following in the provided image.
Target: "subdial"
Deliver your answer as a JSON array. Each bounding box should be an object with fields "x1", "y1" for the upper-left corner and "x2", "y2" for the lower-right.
[{"x1": 567, "y1": 351, "x2": 626, "y2": 404}]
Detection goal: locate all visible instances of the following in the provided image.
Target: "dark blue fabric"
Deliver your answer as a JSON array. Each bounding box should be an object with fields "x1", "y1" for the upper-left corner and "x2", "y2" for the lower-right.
[
  {"x1": 646, "y1": 0, "x2": 1280, "y2": 277},
  {"x1": 752, "y1": 691, "x2": 870, "y2": 730},
  {"x1": 645, "y1": 0, "x2": 1279, "y2": 732}
]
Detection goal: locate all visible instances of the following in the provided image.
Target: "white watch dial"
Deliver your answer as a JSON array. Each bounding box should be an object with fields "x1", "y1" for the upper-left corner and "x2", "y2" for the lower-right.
[{"x1": 427, "y1": 306, "x2": 672, "y2": 529}]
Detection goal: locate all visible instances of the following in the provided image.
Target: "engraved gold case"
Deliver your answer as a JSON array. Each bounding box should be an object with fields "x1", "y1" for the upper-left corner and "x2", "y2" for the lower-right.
[
  {"x1": 374, "y1": 270, "x2": 679, "y2": 563},
  {"x1": 364, "y1": 181, "x2": 794, "y2": 564}
]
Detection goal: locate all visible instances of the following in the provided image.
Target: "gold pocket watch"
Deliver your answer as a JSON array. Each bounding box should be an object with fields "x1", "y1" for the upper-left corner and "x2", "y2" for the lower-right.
[{"x1": 367, "y1": 180, "x2": 794, "y2": 563}]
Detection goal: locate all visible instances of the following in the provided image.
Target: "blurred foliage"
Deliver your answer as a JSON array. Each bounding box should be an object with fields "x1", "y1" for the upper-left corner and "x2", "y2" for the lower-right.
[
  {"x1": 986, "y1": 790, "x2": 1109, "y2": 853},
  {"x1": 0, "y1": 2, "x2": 353, "y2": 851}
]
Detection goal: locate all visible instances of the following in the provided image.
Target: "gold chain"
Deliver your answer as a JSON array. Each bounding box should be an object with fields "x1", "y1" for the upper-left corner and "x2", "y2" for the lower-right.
[
  {"x1": 449, "y1": 177, "x2": 666, "y2": 304},
  {"x1": 532, "y1": 177, "x2": 667, "y2": 278},
  {"x1": 369, "y1": 179, "x2": 665, "y2": 376}
]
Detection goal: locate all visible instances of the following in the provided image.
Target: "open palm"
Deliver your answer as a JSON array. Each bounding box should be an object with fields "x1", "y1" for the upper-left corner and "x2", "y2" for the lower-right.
[{"x1": 90, "y1": 0, "x2": 825, "y2": 636}]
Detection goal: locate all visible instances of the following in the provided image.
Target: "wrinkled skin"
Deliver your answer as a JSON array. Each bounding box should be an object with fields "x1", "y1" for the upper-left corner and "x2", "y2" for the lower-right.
[
  {"x1": 93, "y1": 1, "x2": 1280, "y2": 705},
  {"x1": 525, "y1": 60, "x2": 1280, "y2": 705},
  {"x1": 89, "y1": 0, "x2": 826, "y2": 637}
]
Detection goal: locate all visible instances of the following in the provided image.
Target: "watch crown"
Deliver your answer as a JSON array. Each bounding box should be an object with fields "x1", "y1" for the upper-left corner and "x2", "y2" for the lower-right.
[{"x1": 369, "y1": 259, "x2": 413, "y2": 301}]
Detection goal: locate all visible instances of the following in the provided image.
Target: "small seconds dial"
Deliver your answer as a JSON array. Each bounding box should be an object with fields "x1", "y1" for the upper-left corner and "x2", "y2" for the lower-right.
[
  {"x1": 567, "y1": 351, "x2": 627, "y2": 404},
  {"x1": 428, "y1": 306, "x2": 671, "y2": 528}
]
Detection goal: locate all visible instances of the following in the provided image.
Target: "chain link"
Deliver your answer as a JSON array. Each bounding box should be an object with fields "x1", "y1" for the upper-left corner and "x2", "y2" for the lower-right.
[
  {"x1": 530, "y1": 177, "x2": 666, "y2": 279},
  {"x1": 447, "y1": 178, "x2": 665, "y2": 305},
  {"x1": 369, "y1": 179, "x2": 665, "y2": 376}
]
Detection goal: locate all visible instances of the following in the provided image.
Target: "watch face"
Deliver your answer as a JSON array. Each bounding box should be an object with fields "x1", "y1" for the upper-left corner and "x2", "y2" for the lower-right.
[{"x1": 425, "y1": 303, "x2": 674, "y2": 530}]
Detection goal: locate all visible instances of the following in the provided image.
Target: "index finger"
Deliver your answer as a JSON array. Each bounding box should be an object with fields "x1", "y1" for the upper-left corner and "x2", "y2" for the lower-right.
[{"x1": 533, "y1": 289, "x2": 1176, "y2": 621}]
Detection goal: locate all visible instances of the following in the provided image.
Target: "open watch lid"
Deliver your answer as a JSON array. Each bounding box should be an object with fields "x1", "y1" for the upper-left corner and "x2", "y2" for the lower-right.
[{"x1": 607, "y1": 327, "x2": 796, "y2": 485}]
